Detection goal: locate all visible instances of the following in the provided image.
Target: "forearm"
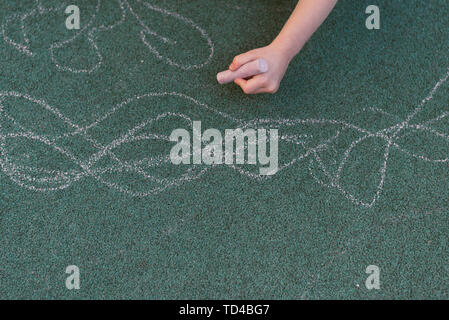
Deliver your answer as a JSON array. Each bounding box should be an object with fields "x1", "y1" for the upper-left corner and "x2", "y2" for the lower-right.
[{"x1": 273, "y1": 0, "x2": 338, "y2": 60}]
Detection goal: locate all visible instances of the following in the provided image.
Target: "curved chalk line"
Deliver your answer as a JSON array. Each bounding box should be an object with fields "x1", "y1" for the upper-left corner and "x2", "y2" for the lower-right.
[
  {"x1": 1, "y1": 64, "x2": 449, "y2": 204},
  {"x1": 306, "y1": 66, "x2": 449, "y2": 208},
  {"x1": 0, "y1": 92, "x2": 213, "y2": 196},
  {"x1": 1, "y1": 0, "x2": 214, "y2": 73}
]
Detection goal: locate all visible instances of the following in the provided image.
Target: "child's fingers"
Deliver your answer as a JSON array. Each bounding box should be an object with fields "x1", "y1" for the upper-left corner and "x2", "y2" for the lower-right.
[
  {"x1": 233, "y1": 78, "x2": 248, "y2": 89},
  {"x1": 252, "y1": 87, "x2": 272, "y2": 94},
  {"x1": 234, "y1": 77, "x2": 266, "y2": 94},
  {"x1": 244, "y1": 86, "x2": 274, "y2": 94},
  {"x1": 229, "y1": 49, "x2": 260, "y2": 71}
]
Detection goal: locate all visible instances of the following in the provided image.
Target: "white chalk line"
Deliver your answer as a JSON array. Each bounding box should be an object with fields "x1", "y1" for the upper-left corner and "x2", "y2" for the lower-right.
[
  {"x1": 0, "y1": 92, "x2": 226, "y2": 196},
  {"x1": 237, "y1": 67, "x2": 449, "y2": 207},
  {"x1": 0, "y1": 91, "x2": 214, "y2": 196},
  {"x1": 2, "y1": 0, "x2": 214, "y2": 73},
  {"x1": 1, "y1": 63, "x2": 449, "y2": 204},
  {"x1": 306, "y1": 66, "x2": 449, "y2": 207},
  {"x1": 132, "y1": 0, "x2": 214, "y2": 70}
]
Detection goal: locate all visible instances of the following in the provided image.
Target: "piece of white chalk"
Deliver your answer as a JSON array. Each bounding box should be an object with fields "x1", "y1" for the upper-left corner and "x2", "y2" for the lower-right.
[{"x1": 217, "y1": 58, "x2": 269, "y2": 84}]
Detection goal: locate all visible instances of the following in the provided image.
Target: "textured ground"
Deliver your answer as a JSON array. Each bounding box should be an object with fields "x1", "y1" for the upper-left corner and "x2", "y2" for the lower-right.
[{"x1": 1, "y1": 0, "x2": 449, "y2": 299}]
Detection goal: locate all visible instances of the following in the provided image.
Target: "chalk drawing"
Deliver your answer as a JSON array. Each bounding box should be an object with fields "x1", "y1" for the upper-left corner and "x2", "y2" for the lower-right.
[
  {"x1": 1, "y1": 0, "x2": 214, "y2": 73},
  {"x1": 1, "y1": 66, "x2": 449, "y2": 206}
]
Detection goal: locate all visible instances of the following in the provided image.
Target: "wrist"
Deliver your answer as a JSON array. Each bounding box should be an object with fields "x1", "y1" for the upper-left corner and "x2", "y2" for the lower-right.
[{"x1": 271, "y1": 35, "x2": 304, "y2": 62}]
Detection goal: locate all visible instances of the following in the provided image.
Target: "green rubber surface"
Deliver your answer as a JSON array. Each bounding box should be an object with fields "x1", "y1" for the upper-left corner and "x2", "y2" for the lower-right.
[{"x1": 1, "y1": 0, "x2": 449, "y2": 299}]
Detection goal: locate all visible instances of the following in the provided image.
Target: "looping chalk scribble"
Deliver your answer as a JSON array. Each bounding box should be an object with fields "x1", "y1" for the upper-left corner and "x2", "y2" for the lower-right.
[
  {"x1": 1, "y1": 66, "x2": 449, "y2": 206},
  {"x1": 1, "y1": 0, "x2": 214, "y2": 73},
  {"x1": 2, "y1": 2, "x2": 449, "y2": 208}
]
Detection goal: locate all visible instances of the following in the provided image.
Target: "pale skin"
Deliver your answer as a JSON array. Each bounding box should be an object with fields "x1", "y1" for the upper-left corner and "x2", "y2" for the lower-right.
[{"x1": 230, "y1": 0, "x2": 338, "y2": 94}]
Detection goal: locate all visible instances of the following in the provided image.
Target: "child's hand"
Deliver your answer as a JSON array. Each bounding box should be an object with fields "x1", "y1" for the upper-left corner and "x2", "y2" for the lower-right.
[
  {"x1": 228, "y1": 0, "x2": 338, "y2": 94},
  {"x1": 229, "y1": 44, "x2": 292, "y2": 94}
]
